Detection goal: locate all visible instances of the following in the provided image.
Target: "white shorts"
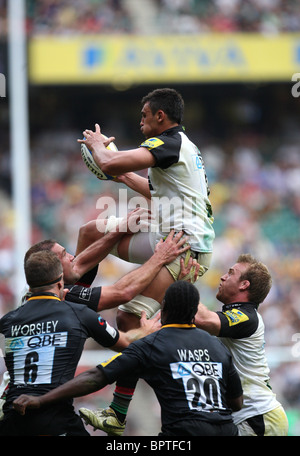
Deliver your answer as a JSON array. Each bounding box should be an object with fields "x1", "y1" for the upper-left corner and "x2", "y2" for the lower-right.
[
  {"x1": 105, "y1": 215, "x2": 212, "y2": 279},
  {"x1": 106, "y1": 216, "x2": 212, "y2": 319}
]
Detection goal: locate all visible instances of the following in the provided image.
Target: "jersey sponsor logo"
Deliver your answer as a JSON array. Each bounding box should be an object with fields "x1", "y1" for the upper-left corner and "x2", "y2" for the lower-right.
[
  {"x1": 5, "y1": 332, "x2": 68, "y2": 353},
  {"x1": 192, "y1": 153, "x2": 203, "y2": 171},
  {"x1": 140, "y1": 137, "x2": 164, "y2": 150},
  {"x1": 173, "y1": 361, "x2": 222, "y2": 379},
  {"x1": 98, "y1": 316, "x2": 105, "y2": 326},
  {"x1": 8, "y1": 338, "x2": 24, "y2": 351},
  {"x1": 5, "y1": 332, "x2": 68, "y2": 385},
  {"x1": 79, "y1": 287, "x2": 92, "y2": 301},
  {"x1": 224, "y1": 309, "x2": 249, "y2": 326}
]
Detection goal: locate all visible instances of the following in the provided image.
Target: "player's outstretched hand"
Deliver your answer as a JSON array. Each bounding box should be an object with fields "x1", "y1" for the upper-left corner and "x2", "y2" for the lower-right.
[
  {"x1": 140, "y1": 311, "x2": 161, "y2": 335},
  {"x1": 13, "y1": 394, "x2": 41, "y2": 415},
  {"x1": 155, "y1": 230, "x2": 190, "y2": 265},
  {"x1": 178, "y1": 256, "x2": 200, "y2": 283}
]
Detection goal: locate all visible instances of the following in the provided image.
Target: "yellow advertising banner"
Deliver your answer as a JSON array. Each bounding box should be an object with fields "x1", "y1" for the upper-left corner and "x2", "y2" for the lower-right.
[{"x1": 28, "y1": 34, "x2": 300, "y2": 84}]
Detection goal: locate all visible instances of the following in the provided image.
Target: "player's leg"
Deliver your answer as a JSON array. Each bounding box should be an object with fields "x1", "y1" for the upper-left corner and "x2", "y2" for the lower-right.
[
  {"x1": 80, "y1": 376, "x2": 138, "y2": 436},
  {"x1": 75, "y1": 215, "x2": 150, "y2": 264},
  {"x1": 75, "y1": 219, "x2": 106, "y2": 255},
  {"x1": 75, "y1": 215, "x2": 132, "y2": 257},
  {"x1": 94, "y1": 215, "x2": 156, "y2": 263},
  {"x1": 74, "y1": 220, "x2": 105, "y2": 286},
  {"x1": 116, "y1": 251, "x2": 211, "y2": 332},
  {"x1": 116, "y1": 265, "x2": 174, "y2": 331}
]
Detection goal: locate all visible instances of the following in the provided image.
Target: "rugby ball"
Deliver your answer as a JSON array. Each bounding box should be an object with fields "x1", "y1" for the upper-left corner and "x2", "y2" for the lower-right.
[{"x1": 81, "y1": 134, "x2": 117, "y2": 180}]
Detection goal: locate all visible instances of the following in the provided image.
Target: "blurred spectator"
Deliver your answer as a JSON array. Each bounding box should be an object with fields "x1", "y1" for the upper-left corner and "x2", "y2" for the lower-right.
[
  {"x1": 26, "y1": 0, "x2": 132, "y2": 36},
  {"x1": 156, "y1": 0, "x2": 300, "y2": 34},
  {"x1": 1, "y1": 0, "x2": 300, "y2": 37}
]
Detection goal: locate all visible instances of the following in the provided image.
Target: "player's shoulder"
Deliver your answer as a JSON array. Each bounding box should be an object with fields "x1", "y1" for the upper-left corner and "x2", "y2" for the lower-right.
[
  {"x1": 141, "y1": 126, "x2": 183, "y2": 148},
  {"x1": 221, "y1": 302, "x2": 258, "y2": 320},
  {"x1": 218, "y1": 303, "x2": 259, "y2": 339},
  {"x1": 63, "y1": 297, "x2": 90, "y2": 311},
  {"x1": 132, "y1": 328, "x2": 162, "y2": 351},
  {"x1": 161, "y1": 125, "x2": 185, "y2": 143}
]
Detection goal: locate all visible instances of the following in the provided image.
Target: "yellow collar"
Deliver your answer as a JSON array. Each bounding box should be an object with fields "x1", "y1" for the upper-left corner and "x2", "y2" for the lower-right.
[
  {"x1": 27, "y1": 295, "x2": 61, "y2": 302},
  {"x1": 161, "y1": 323, "x2": 196, "y2": 329}
]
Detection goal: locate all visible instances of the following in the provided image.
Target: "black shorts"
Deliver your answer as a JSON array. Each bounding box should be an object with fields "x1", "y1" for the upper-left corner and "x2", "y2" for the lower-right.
[
  {"x1": 160, "y1": 419, "x2": 238, "y2": 437},
  {"x1": 0, "y1": 403, "x2": 89, "y2": 436}
]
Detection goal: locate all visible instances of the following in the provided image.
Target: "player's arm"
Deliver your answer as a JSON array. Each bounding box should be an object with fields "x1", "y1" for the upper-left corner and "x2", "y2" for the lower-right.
[
  {"x1": 110, "y1": 311, "x2": 161, "y2": 351},
  {"x1": 194, "y1": 303, "x2": 221, "y2": 336},
  {"x1": 97, "y1": 230, "x2": 190, "y2": 311},
  {"x1": 115, "y1": 172, "x2": 151, "y2": 199},
  {"x1": 78, "y1": 124, "x2": 155, "y2": 175},
  {"x1": 13, "y1": 367, "x2": 108, "y2": 414},
  {"x1": 13, "y1": 348, "x2": 142, "y2": 415},
  {"x1": 99, "y1": 146, "x2": 154, "y2": 176},
  {"x1": 227, "y1": 395, "x2": 243, "y2": 412}
]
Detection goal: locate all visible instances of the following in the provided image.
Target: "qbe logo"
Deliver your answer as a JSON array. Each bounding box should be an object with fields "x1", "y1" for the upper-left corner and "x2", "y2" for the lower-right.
[
  {"x1": 291, "y1": 73, "x2": 300, "y2": 98},
  {"x1": 0, "y1": 73, "x2": 6, "y2": 98}
]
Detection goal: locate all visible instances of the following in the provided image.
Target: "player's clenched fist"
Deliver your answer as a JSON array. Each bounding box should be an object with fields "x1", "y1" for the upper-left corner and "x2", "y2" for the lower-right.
[{"x1": 13, "y1": 395, "x2": 41, "y2": 415}]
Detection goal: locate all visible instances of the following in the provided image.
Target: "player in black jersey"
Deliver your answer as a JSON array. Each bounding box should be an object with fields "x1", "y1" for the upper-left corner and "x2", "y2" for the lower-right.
[
  {"x1": 0, "y1": 251, "x2": 161, "y2": 436},
  {"x1": 13, "y1": 282, "x2": 243, "y2": 437}
]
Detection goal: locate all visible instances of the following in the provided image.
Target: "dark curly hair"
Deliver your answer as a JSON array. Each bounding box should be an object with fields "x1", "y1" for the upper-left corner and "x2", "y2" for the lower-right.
[
  {"x1": 162, "y1": 281, "x2": 199, "y2": 325},
  {"x1": 141, "y1": 88, "x2": 184, "y2": 124}
]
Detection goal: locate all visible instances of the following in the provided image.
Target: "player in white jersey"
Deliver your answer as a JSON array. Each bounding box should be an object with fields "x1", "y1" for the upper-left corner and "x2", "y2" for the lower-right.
[
  {"x1": 78, "y1": 88, "x2": 214, "y2": 332},
  {"x1": 194, "y1": 253, "x2": 289, "y2": 436}
]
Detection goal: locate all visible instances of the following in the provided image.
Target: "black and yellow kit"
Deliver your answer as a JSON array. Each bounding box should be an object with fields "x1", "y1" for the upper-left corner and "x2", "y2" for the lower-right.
[
  {"x1": 0, "y1": 292, "x2": 119, "y2": 435},
  {"x1": 99, "y1": 324, "x2": 243, "y2": 436}
]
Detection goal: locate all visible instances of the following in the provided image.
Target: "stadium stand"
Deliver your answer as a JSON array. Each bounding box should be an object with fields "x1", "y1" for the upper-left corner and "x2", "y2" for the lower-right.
[{"x1": 1, "y1": 0, "x2": 299, "y2": 36}]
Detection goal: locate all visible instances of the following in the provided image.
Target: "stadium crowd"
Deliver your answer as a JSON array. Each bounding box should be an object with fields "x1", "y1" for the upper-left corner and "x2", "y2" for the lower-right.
[
  {"x1": 155, "y1": 0, "x2": 300, "y2": 34},
  {"x1": 0, "y1": 0, "x2": 300, "y2": 37}
]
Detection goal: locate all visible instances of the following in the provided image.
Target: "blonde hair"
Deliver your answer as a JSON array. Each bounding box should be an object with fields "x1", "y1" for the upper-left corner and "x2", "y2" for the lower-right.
[{"x1": 237, "y1": 254, "x2": 272, "y2": 305}]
